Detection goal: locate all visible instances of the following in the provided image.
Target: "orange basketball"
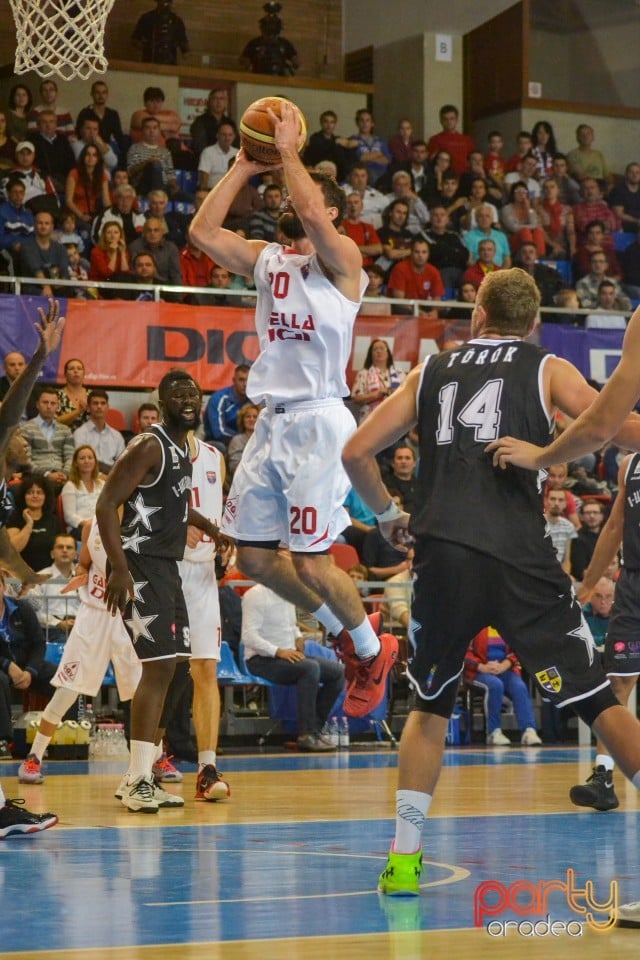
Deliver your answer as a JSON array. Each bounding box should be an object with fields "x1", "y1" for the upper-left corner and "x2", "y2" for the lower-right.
[{"x1": 239, "y1": 96, "x2": 307, "y2": 165}]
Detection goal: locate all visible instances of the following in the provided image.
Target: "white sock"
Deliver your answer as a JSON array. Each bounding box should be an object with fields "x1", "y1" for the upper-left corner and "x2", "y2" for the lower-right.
[
  {"x1": 0, "y1": 782, "x2": 5, "y2": 807},
  {"x1": 312, "y1": 603, "x2": 343, "y2": 638},
  {"x1": 31, "y1": 733, "x2": 51, "y2": 763},
  {"x1": 128, "y1": 740, "x2": 158, "y2": 781},
  {"x1": 199, "y1": 751, "x2": 217, "y2": 770},
  {"x1": 349, "y1": 618, "x2": 381, "y2": 659},
  {"x1": 596, "y1": 753, "x2": 614, "y2": 772},
  {"x1": 154, "y1": 741, "x2": 164, "y2": 763},
  {"x1": 394, "y1": 789, "x2": 432, "y2": 854},
  {"x1": 632, "y1": 769, "x2": 640, "y2": 790}
]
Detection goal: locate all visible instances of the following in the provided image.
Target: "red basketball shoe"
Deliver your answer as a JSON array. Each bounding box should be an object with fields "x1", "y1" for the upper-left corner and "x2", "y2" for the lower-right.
[{"x1": 344, "y1": 633, "x2": 398, "y2": 717}]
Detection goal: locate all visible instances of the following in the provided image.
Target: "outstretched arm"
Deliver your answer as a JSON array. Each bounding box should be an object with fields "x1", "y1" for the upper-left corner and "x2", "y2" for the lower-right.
[
  {"x1": 189, "y1": 149, "x2": 270, "y2": 277},
  {"x1": 0, "y1": 299, "x2": 65, "y2": 468},
  {"x1": 487, "y1": 333, "x2": 640, "y2": 471}
]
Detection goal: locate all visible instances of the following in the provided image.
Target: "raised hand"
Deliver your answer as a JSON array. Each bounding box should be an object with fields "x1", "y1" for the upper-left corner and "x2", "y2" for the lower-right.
[{"x1": 34, "y1": 299, "x2": 66, "y2": 359}]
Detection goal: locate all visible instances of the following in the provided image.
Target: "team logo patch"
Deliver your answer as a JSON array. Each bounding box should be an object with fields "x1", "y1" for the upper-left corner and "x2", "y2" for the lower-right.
[
  {"x1": 57, "y1": 661, "x2": 79, "y2": 684},
  {"x1": 536, "y1": 666, "x2": 562, "y2": 694},
  {"x1": 301, "y1": 264, "x2": 310, "y2": 281},
  {"x1": 224, "y1": 497, "x2": 237, "y2": 520},
  {"x1": 206, "y1": 470, "x2": 216, "y2": 484}
]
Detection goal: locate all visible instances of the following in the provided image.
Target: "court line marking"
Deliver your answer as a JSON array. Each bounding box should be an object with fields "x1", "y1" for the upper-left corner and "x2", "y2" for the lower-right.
[{"x1": 144, "y1": 851, "x2": 470, "y2": 906}]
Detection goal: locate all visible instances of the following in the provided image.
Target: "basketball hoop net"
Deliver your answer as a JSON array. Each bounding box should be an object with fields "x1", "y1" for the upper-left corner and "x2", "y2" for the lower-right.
[{"x1": 9, "y1": 0, "x2": 116, "y2": 82}]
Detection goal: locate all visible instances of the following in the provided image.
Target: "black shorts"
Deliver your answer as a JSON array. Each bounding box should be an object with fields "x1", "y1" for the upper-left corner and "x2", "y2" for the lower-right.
[
  {"x1": 408, "y1": 538, "x2": 608, "y2": 709},
  {"x1": 604, "y1": 569, "x2": 640, "y2": 676},
  {"x1": 123, "y1": 553, "x2": 190, "y2": 662}
]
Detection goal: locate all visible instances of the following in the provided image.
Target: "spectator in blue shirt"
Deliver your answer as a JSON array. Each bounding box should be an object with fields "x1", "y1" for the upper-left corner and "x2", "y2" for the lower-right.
[
  {"x1": 203, "y1": 364, "x2": 250, "y2": 449},
  {"x1": 0, "y1": 177, "x2": 34, "y2": 263}
]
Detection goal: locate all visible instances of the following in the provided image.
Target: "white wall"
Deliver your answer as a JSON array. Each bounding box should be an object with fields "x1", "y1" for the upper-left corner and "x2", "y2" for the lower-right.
[{"x1": 343, "y1": 0, "x2": 518, "y2": 50}]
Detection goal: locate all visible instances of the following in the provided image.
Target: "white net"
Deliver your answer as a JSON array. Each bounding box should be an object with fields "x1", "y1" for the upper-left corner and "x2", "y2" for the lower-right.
[{"x1": 9, "y1": 0, "x2": 116, "y2": 82}]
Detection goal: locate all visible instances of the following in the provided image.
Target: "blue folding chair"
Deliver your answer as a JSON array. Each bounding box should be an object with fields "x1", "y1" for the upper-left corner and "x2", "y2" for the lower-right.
[{"x1": 217, "y1": 641, "x2": 247, "y2": 685}]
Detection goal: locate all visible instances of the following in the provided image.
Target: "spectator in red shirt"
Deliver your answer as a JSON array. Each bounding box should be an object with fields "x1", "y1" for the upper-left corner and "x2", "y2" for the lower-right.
[
  {"x1": 505, "y1": 130, "x2": 533, "y2": 174},
  {"x1": 427, "y1": 104, "x2": 475, "y2": 176},
  {"x1": 341, "y1": 192, "x2": 381, "y2": 267},
  {"x1": 573, "y1": 178, "x2": 618, "y2": 245},
  {"x1": 180, "y1": 240, "x2": 215, "y2": 288},
  {"x1": 89, "y1": 221, "x2": 130, "y2": 282},
  {"x1": 387, "y1": 236, "x2": 444, "y2": 316},
  {"x1": 484, "y1": 130, "x2": 506, "y2": 187}
]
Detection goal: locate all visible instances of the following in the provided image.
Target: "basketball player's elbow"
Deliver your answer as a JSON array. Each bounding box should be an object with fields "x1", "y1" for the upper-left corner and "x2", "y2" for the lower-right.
[
  {"x1": 342, "y1": 437, "x2": 365, "y2": 477},
  {"x1": 188, "y1": 219, "x2": 211, "y2": 250}
]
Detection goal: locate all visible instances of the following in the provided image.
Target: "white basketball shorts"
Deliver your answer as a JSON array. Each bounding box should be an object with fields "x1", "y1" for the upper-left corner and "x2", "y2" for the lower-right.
[
  {"x1": 221, "y1": 398, "x2": 355, "y2": 551},
  {"x1": 52, "y1": 603, "x2": 142, "y2": 701},
  {"x1": 178, "y1": 558, "x2": 221, "y2": 660}
]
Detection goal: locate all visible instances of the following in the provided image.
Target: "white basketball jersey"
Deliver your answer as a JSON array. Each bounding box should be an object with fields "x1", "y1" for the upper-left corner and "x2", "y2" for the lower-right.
[
  {"x1": 248, "y1": 243, "x2": 367, "y2": 404},
  {"x1": 80, "y1": 516, "x2": 109, "y2": 610},
  {"x1": 184, "y1": 438, "x2": 223, "y2": 563}
]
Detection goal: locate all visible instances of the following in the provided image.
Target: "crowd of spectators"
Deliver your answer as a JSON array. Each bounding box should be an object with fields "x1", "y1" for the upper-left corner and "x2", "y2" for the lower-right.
[{"x1": 1, "y1": 82, "x2": 638, "y2": 324}]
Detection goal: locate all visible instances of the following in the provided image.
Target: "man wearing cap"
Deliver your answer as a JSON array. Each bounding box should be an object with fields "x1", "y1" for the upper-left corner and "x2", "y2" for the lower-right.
[{"x1": 1, "y1": 142, "x2": 57, "y2": 216}]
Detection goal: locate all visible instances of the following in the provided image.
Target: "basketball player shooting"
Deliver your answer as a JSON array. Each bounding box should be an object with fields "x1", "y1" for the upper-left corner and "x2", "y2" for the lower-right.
[{"x1": 189, "y1": 100, "x2": 398, "y2": 718}]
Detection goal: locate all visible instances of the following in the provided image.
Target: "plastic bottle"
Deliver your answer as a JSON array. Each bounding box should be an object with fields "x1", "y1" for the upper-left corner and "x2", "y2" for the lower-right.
[
  {"x1": 327, "y1": 716, "x2": 339, "y2": 748},
  {"x1": 84, "y1": 702, "x2": 96, "y2": 738},
  {"x1": 112, "y1": 724, "x2": 129, "y2": 759},
  {"x1": 77, "y1": 694, "x2": 86, "y2": 721},
  {"x1": 339, "y1": 717, "x2": 350, "y2": 749}
]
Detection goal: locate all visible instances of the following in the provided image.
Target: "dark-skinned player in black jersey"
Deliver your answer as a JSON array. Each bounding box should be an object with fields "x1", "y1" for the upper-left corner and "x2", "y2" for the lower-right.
[{"x1": 97, "y1": 370, "x2": 227, "y2": 813}]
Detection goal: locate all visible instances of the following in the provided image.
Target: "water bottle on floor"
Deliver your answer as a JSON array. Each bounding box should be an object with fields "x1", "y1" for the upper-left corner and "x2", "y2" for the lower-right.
[
  {"x1": 339, "y1": 717, "x2": 350, "y2": 749},
  {"x1": 326, "y1": 717, "x2": 339, "y2": 748}
]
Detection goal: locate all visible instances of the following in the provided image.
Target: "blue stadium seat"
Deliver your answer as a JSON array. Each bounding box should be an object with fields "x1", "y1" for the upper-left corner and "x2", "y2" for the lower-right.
[
  {"x1": 613, "y1": 231, "x2": 634, "y2": 252},
  {"x1": 177, "y1": 169, "x2": 198, "y2": 193},
  {"x1": 540, "y1": 259, "x2": 573, "y2": 286},
  {"x1": 45, "y1": 642, "x2": 65, "y2": 665},
  {"x1": 218, "y1": 641, "x2": 247, "y2": 684}
]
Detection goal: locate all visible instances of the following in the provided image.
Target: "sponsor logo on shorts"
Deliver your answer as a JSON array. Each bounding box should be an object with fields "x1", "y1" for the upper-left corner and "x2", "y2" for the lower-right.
[
  {"x1": 206, "y1": 470, "x2": 216, "y2": 484},
  {"x1": 57, "y1": 661, "x2": 79, "y2": 684},
  {"x1": 536, "y1": 666, "x2": 562, "y2": 694},
  {"x1": 224, "y1": 497, "x2": 237, "y2": 521},
  {"x1": 182, "y1": 626, "x2": 190, "y2": 648}
]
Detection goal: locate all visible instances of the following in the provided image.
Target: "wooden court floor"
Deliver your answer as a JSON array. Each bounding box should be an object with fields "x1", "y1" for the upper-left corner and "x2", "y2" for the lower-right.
[{"x1": 1, "y1": 745, "x2": 639, "y2": 960}]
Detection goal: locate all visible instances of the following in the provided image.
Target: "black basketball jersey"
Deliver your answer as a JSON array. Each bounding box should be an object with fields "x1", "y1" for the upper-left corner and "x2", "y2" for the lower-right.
[
  {"x1": 121, "y1": 424, "x2": 191, "y2": 560},
  {"x1": 622, "y1": 454, "x2": 640, "y2": 570},
  {"x1": 411, "y1": 338, "x2": 556, "y2": 573}
]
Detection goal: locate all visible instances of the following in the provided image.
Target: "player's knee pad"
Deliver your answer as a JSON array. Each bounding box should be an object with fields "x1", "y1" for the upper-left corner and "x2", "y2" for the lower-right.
[
  {"x1": 572, "y1": 684, "x2": 619, "y2": 727},
  {"x1": 411, "y1": 683, "x2": 458, "y2": 719},
  {"x1": 42, "y1": 687, "x2": 79, "y2": 726}
]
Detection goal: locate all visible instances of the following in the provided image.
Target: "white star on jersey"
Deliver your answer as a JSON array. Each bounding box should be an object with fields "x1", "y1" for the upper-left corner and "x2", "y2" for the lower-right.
[
  {"x1": 122, "y1": 530, "x2": 151, "y2": 554},
  {"x1": 567, "y1": 615, "x2": 596, "y2": 666},
  {"x1": 127, "y1": 493, "x2": 162, "y2": 530},
  {"x1": 125, "y1": 604, "x2": 158, "y2": 644},
  {"x1": 132, "y1": 580, "x2": 148, "y2": 603}
]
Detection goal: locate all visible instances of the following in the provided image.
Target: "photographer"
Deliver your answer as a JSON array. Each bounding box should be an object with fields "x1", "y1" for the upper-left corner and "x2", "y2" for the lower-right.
[{"x1": 241, "y1": 2, "x2": 298, "y2": 76}]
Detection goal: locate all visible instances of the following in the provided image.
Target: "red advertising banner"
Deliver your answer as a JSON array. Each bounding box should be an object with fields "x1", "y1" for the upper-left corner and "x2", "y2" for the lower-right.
[{"x1": 0, "y1": 295, "x2": 449, "y2": 392}]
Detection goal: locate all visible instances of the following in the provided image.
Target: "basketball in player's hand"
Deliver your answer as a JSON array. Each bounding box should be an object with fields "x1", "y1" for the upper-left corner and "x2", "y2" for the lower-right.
[{"x1": 239, "y1": 96, "x2": 307, "y2": 164}]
